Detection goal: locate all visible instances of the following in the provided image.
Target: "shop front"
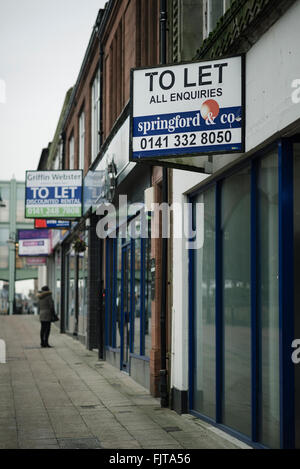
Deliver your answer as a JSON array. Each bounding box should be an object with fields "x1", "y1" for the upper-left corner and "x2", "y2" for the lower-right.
[
  {"x1": 105, "y1": 219, "x2": 152, "y2": 387},
  {"x1": 187, "y1": 139, "x2": 300, "y2": 448},
  {"x1": 62, "y1": 225, "x2": 89, "y2": 343},
  {"x1": 87, "y1": 113, "x2": 156, "y2": 391}
]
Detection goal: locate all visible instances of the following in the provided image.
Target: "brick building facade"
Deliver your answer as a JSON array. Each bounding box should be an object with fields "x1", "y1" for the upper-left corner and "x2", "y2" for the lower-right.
[{"x1": 42, "y1": 1, "x2": 168, "y2": 397}]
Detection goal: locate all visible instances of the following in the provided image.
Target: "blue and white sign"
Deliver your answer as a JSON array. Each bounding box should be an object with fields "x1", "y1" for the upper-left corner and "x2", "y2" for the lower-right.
[
  {"x1": 130, "y1": 56, "x2": 244, "y2": 161},
  {"x1": 25, "y1": 171, "x2": 83, "y2": 219}
]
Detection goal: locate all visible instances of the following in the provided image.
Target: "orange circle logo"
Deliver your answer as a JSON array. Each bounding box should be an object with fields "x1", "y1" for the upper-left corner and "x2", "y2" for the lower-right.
[{"x1": 201, "y1": 99, "x2": 220, "y2": 121}]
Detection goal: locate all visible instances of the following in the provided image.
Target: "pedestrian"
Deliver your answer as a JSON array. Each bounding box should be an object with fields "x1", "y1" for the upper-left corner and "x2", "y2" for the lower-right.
[{"x1": 38, "y1": 286, "x2": 54, "y2": 348}]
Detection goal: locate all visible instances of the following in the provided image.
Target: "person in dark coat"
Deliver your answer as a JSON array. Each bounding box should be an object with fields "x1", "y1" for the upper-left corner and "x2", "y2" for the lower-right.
[{"x1": 38, "y1": 286, "x2": 54, "y2": 348}]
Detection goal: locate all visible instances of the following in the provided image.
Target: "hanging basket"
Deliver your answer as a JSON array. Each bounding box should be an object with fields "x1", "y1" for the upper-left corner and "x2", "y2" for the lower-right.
[{"x1": 72, "y1": 237, "x2": 87, "y2": 253}]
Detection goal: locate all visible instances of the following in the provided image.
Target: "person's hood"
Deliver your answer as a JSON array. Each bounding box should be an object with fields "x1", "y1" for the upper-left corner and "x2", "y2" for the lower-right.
[{"x1": 38, "y1": 291, "x2": 52, "y2": 299}]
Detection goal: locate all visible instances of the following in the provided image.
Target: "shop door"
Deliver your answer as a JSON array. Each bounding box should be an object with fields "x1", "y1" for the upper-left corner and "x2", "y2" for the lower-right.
[{"x1": 121, "y1": 244, "x2": 131, "y2": 372}]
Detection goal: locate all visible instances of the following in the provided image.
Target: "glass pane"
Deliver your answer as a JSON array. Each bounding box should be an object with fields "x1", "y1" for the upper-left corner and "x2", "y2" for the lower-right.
[
  {"x1": 122, "y1": 248, "x2": 131, "y2": 367},
  {"x1": 221, "y1": 167, "x2": 251, "y2": 437},
  {"x1": 116, "y1": 238, "x2": 121, "y2": 348},
  {"x1": 144, "y1": 232, "x2": 152, "y2": 358},
  {"x1": 78, "y1": 237, "x2": 88, "y2": 337},
  {"x1": 208, "y1": 0, "x2": 224, "y2": 33},
  {"x1": 193, "y1": 187, "x2": 216, "y2": 419},
  {"x1": 64, "y1": 252, "x2": 69, "y2": 330},
  {"x1": 68, "y1": 250, "x2": 76, "y2": 333},
  {"x1": 134, "y1": 239, "x2": 141, "y2": 355},
  {"x1": 258, "y1": 152, "x2": 280, "y2": 448},
  {"x1": 294, "y1": 143, "x2": 300, "y2": 449},
  {"x1": 106, "y1": 240, "x2": 114, "y2": 346},
  {"x1": 55, "y1": 249, "x2": 61, "y2": 317},
  {"x1": 91, "y1": 70, "x2": 100, "y2": 162}
]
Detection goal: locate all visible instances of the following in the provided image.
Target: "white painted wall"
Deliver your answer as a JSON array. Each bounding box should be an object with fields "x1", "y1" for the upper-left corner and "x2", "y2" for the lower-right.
[
  {"x1": 171, "y1": 1, "x2": 300, "y2": 392},
  {"x1": 246, "y1": 0, "x2": 300, "y2": 151},
  {"x1": 171, "y1": 169, "x2": 207, "y2": 391}
]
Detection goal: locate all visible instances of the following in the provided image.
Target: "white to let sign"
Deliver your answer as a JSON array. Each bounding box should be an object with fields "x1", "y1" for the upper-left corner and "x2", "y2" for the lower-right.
[
  {"x1": 25, "y1": 170, "x2": 83, "y2": 219},
  {"x1": 130, "y1": 56, "x2": 244, "y2": 161}
]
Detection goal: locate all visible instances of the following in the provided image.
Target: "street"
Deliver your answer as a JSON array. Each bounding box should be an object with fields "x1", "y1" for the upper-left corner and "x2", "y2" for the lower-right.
[{"x1": 0, "y1": 315, "x2": 248, "y2": 450}]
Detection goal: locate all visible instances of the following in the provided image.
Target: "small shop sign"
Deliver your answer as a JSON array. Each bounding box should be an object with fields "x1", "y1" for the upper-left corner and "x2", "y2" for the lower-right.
[{"x1": 18, "y1": 229, "x2": 50, "y2": 257}]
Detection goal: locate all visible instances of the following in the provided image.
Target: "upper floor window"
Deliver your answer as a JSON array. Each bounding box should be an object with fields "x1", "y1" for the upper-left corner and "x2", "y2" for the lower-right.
[
  {"x1": 69, "y1": 134, "x2": 74, "y2": 170},
  {"x1": 204, "y1": 0, "x2": 233, "y2": 38},
  {"x1": 91, "y1": 69, "x2": 100, "y2": 163},
  {"x1": 79, "y1": 110, "x2": 85, "y2": 170},
  {"x1": 53, "y1": 146, "x2": 61, "y2": 170}
]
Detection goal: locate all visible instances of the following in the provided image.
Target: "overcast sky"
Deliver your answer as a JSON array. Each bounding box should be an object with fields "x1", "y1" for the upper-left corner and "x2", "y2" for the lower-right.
[{"x1": 0, "y1": 0, "x2": 107, "y2": 181}]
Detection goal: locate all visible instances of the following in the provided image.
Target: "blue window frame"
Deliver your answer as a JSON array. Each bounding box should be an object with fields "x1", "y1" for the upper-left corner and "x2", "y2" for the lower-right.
[
  {"x1": 105, "y1": 218, "x2": 152, "y2": 368},
  {"x1": 189, "y1": 138, "x2": 295, "y2": 449}
]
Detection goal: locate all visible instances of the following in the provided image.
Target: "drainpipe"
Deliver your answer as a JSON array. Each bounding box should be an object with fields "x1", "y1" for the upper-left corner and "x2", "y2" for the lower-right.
[{"x1": 160, "y1": 0, "x2": 169, "y2": 408}]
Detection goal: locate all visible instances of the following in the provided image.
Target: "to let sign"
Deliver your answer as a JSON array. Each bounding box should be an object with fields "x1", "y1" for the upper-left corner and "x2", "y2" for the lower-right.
[
  {"x1": 130, "y1": 56, "x2": 244, "y2": 161},
  {"x1": 25, "y1": 171, "x2": 83, "y2": 219}
]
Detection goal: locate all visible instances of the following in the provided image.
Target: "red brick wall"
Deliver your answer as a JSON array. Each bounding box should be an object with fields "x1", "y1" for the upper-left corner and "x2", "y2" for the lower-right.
[
  {"x1": 101, "y1": 0, "x2": 161, "y2": 397},
  {"x1": 102, "y1": 0, "x2": 159, "y2": 141},
  {"x1": 64, "y1": 38, "x2": 100, "y2": 175}
]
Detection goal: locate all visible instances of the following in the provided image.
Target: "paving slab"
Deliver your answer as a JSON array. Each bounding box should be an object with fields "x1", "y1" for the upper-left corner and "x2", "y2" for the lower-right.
[{"x1": 0, "y1": 316, "x2": 250, "y2": 449}]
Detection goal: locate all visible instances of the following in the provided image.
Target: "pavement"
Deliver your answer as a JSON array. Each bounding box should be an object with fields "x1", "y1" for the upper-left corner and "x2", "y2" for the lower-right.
[{"x1": 0, "y1": 315, "x2": 250, "y2": 450}]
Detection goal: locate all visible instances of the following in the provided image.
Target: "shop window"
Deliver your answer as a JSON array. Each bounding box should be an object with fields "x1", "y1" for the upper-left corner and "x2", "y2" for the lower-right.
[
  {"x1": 258, "y1": 152, "x2": 280, "y2": 447},
  {"x1": 65, "y1": 248, "x2": 76, "y2": 333},
  {"x1": 190, "y1": 146, "x2": 283, "y2": 447},
  {"x1": 193, "y1": 187, "x2": 216, "y2": 419},
  {"x1": 105, "y1": 219, "x2": 152, "y2": 359},
  {"x1": 91, "y1": 69, "x2": 100, "y2": 162},
  {"x1": 144, "y1": 237, "x2": 152, "y2": 358},
  {"x1": 55, "y1": 249, "x2": 61, "y2": 318},
  {"x1": 79, "y1": 111, "x2": 85, "y2": 170},
  {"x1": 203, "y1": 0, "x2": 234, "y2": 38},
  {"x1": 134, "y1": 238, "x2": 142, "y2": 355},
  {"x1": 116, "y1": 238, "x2": 122, "y2": 348},
  {"x1": 221, "y1": 167, "x2": 251, "y2": 437},
  {"x1": 106, "y1": 240, "x2": 114, "y2": 347}
]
